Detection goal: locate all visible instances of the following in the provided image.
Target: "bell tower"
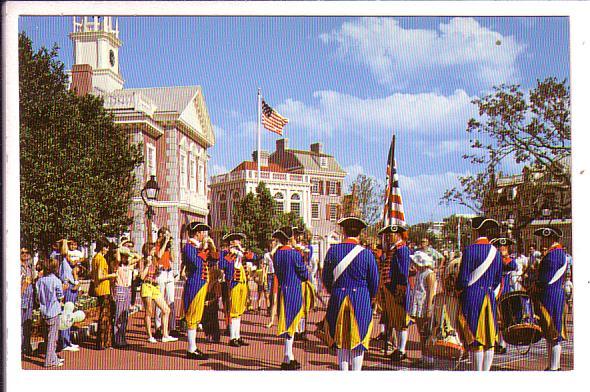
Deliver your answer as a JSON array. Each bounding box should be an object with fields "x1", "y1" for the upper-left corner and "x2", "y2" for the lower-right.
[{"x1": 69, "y1": 16, "x2": 124, "y2": 93}]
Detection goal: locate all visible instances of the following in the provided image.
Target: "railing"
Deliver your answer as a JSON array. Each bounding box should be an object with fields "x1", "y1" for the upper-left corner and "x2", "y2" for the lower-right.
[
  {"x1": 72, "y1": 16, "x2": 119, "y2": 37},
  {"x1": 102, "y1": 91, "x2": 156, "y2": 116},
  {"x1": 210, "y1": 170, "x2": 309, "y2": 185}
]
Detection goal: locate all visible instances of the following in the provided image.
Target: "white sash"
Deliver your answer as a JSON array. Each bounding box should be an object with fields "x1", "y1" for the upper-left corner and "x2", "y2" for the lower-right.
[
  {"x1": 333, "y1": 245, "x2": 364, "y2": 284},
  {"x1": 467, "y1": 247, "x2": 497, "y2": 287},
  {"x1": 548, "y1": 261, "x2": 567, "y2": 285}
]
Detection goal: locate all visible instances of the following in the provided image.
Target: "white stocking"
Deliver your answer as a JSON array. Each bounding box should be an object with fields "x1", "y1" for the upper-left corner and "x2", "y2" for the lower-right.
[
  {"x1": 235, "y1": 318, "x2": 241, "y2": 339},
  {"x1": 483, "y1": 348, "x2": 494, "y2": 371},
  {"x1": 299, "y1": 318, "x2": 306, "y2": 333},
  {"x1": 550, "y1": 343, "x2": 562, "y2": 370},
  {"x1": 398, "y1": 329, "x2": 408, "y2": 353},
  {"x1": 187, "y1": 329, "x2": 197, "y2": 353},
  {"x1": 351, "y1": 349, "x2": 365, "y2": 371},
  {"x1": 471, "y1": 350, "x2": 484, "y2": 371},
  {"x1": 230, "y1": 318, "x2": 237, "y2": 340},
  {"x1": 338, "y1": 348, "x2": 350, "y2": 371},
  {"x1": 284, "y1": 335, "x2": 294, "y2": 363}
]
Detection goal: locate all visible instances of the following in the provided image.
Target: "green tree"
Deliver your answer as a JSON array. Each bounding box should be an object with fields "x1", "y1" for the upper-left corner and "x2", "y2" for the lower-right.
[
  {"x1": 19, "y1": 33, "x2": 143, "y2": 253},
  {"x1": 408, "y1": 222, "x2": 437, "y2": 247},
  {"x1": 442, "y1": 77, "x2": 571, "y2": 215},
  {"x1": 347, "y1": 174, "x2": 384, "y2": 225},
  {"x1": 232, "y1": 182, "x2": 305, "y2": 254}
]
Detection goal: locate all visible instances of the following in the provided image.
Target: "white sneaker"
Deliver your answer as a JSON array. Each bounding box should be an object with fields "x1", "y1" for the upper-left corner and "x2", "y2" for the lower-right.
[
  {"x1": 69, "y1": 344, "x2": 80, "y2": 349},
  {"x1": 62, "y1": 346, "x2": 80, "y2": 352},
  {"x1": 147, "y1": 337, "x2": 157, "y2": 343},
  {"x1": 162, "y1": 336, "x2": 178, "y2": 343}
]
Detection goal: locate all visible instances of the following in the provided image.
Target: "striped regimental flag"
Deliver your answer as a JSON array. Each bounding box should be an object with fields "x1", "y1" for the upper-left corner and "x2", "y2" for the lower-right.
[
  {"x1": 382, "y1": 134, "x2": 406, "y2": 227},
  {"x1": 261, "y1": 100, "x2": 289, "y2": 135}
]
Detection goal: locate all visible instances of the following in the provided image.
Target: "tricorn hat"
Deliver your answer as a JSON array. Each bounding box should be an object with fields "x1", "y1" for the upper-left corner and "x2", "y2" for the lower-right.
[
  {"x1": 490, "y1": 237, "x2": 516, "y2": 246},
  {"x1": 223, "y1": 232, "x2": 246, "y2": 242},
  {"x1": 533, "y1": 227, "x2": 563, "y2": 238},
  {"x1": 119, "y1": 236, "x2": 134, "y2": 247},
  {"x1": 471, "y1": 217, "x2": 500, "y2": 231},
  {"x1": 189, "y1": 222, "x2": 211, "y2": 233},
  {"x1": 338, "y1": 217, "x2": 368, "y2": 231},
  {"x1": 378, "y1": 224, "x2": 408, "y2": 235}
]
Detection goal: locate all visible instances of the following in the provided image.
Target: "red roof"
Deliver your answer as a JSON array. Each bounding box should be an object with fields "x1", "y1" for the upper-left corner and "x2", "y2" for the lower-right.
[{"x1": 232, "y1": 161, "x2": 286, "y2": 173}]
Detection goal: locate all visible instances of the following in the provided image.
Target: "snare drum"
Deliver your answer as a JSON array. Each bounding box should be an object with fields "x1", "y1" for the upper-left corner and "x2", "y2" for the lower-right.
[{"x1": 498, "y1": 290, "x2": 542, "y2": 346}]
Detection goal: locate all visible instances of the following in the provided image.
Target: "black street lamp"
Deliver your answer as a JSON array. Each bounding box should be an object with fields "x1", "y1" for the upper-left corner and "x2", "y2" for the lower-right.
[{"x1": 141, "y1": 175, "x2": 160, "y2": 243}]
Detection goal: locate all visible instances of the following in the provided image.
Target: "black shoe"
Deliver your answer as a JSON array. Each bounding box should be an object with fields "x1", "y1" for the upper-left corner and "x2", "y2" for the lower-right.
[
  {"x1": 389, "y1": 349, "x2": 407, "y2": 362},
  {"x1": 187, "y1": 351, "x2": 208, "y2": 360},
  {"x1": 280, "y1": 360, "x2": 301, "y2": 370},
  {"x1": 237, "y1": 338, "x2": 249, "y2": 346},
  {"x1": 170, "y1": 330, "x2": 180, "y2": 338},
  {"x1": 229, "y1": 339, "x2": 241, "y2": 347},
  {"x1": 545, "y1": 367, "x2": 561, "y2": 371},
  {"x1": 495, "y1": 345, "x2": 507, "y2": 355},
  {"x1": 154, "y1": 329, "x2": 163, "y2": 339}
]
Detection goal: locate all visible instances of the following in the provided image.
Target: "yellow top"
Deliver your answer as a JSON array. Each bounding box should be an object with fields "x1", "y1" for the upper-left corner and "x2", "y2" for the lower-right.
[{"x1": 92, "y1": 253, "x2": 110, "y2": 296}]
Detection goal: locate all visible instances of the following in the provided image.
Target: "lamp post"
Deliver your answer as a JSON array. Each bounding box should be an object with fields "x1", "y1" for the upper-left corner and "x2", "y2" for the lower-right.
[{"x1": 141, "y1": 175, "x2": 160, "y2": 244}]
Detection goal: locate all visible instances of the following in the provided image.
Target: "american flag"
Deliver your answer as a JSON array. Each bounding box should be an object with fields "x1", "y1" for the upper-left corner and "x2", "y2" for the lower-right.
[
  {"x1": 261, "y1": 100, "x2": 289, "y2": 135},
  {"x1": 382, "y1": 134, "x2": 406, "y2": 227}
]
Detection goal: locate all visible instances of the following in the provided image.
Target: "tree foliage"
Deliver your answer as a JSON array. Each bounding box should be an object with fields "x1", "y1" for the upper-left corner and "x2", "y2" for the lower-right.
[
  {"x1": 19, "y1": 33, "x2": 143, "y2": 253},
  {"x1": 347, "y1": 174, "x2": 384, "y2": 225},
  {"x1": 232, "y1": 182, "x2": 305, "y2": 254},
  {"x1": 442, "y1": 77, "x2": 571, "y2": 214}
]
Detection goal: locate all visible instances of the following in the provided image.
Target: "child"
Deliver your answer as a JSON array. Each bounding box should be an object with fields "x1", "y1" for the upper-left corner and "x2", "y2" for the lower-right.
[
  {"x1": 36, "y1": 257, "x2": 65, "y2": 367},
  {"x1": 112, "y1": 246, "x2": 139, "y2": 348}
]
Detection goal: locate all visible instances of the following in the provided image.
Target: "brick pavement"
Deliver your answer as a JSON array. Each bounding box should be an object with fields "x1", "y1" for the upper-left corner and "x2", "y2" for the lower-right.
[{"x1": 22, "y1": 288, "x2": 573, "y2": 371}]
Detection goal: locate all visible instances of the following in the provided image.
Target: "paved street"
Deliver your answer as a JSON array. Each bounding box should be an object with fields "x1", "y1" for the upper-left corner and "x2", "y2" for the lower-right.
[{"x1": 22, "y1": 288, "x2": 573, "y2": 371}]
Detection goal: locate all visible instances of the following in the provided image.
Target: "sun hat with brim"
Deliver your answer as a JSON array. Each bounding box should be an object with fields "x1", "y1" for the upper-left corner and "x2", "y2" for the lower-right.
[
  {"x1": 410, "y1": 251, "x2": 434, "y2": 268},
  {"x1": 490, "y1": 237, "x2": 516, "y2": 246},
  {"x1": 533, "y1": 227, "x2": 563, "y2": 238},
  {"x1": 223, "y1": 233, "x2": 247, "y2": 242},
  {"x1": 471, "y1": 217, "x2": 500, "y2": 230}
]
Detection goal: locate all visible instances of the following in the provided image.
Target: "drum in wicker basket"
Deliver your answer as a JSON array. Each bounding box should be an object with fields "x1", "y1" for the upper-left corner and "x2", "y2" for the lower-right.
[
  {"x1": 425, "y1": 335, "x2": 464, "y2": 360},
  {"x1": 498, "y1": 290, "x2": 542, "y2": 346}
]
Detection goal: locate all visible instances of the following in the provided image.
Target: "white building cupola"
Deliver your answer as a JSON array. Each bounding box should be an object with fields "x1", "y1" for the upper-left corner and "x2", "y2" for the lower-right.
[{"x1": 69, "y1": 16, "x2": 124, "y2": 93}]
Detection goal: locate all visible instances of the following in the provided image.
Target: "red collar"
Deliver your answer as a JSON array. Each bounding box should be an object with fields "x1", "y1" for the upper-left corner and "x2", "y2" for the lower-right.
[
  {"x1": 395, "y1": 240, "x2": 406, "y2": 249},
  {"x1": 475, "y1": 237, "x2": 490, "y2": 245},
  {"x1": 343, "y1": 238, "x2": 359, "y2": 245},
  {"x1": 224, "y1": 253, "x2": 235, "y2": 261},
  {"x1": 545, "y1": 243, "x2": 563, "y2": 256},
  {"x1": 198, "y1": 251, "x2": 209, "y2": 260},
  {"x1": 279, "y1": 245, "x2": 292, "y2": 251}
]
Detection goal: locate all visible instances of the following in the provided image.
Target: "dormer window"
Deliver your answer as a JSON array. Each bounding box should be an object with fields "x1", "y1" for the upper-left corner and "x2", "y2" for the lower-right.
[{"x1": 320, "y1": 156, "x2": 328, "y2": 168}]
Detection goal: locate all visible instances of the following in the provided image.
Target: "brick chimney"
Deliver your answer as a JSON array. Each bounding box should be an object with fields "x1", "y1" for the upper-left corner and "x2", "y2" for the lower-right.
[
  {"x1": 70, "y1": 64, "x2": 93, "y2": 96},
  {"x1": 276, "y1": 138, "x2": 289, "y2": 153},
  {"x1": 252, "y1": 150, "x2": 270, "y2": 167},
  {"x1": 311, "y1": 142, "x2": 323, "y2": 154}
]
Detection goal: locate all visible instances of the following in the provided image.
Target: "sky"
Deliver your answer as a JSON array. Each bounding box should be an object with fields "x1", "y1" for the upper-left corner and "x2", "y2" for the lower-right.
[{"x1": 18, "y1": 15, "x2": 570, "y2": 224}]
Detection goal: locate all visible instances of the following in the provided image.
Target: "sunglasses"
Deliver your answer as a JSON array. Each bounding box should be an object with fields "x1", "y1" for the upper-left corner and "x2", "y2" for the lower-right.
[{"x1": 21, "y1": 251, "x2": 29, "y2": 255}]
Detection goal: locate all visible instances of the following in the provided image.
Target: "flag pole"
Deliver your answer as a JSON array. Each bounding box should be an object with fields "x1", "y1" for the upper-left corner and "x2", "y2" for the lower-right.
[{"x1": 257, "y1": 88, "x2": 262, "y2": 182}]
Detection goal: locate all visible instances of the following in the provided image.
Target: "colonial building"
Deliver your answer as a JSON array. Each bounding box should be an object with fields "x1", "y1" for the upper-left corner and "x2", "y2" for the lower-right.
[
  {"x1": 269, "y1": 139, "x2": 347, "y2": 260},
  {"x1": 483, "y1": 157, "x2": 572, "y2": 252},
  {"x1": 210, "y1": 150, "x2": 312, "y2": 236},
  {"x1": 68, "y1": 16, "x2": 215, "y2": 271}
]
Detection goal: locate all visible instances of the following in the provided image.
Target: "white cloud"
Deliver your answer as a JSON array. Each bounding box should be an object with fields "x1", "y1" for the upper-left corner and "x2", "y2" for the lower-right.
[
  {"x1": 213, "y1": 124, "x2": 227, "y2": 139},
  {"x1": 209, "y1": 164, "x2": 229, "y2": 176},
  {"x1": 276, "y1": 88, "x2": 476, "y2": 140},
  {"x1": 398, "y1": 171, "x2": 474, "y2": 223},
  {"x1": 343, "y1": 163, "x2": 365, "y2": 190},
  {"x1": 321, "y1": 17, "x2": 525, "y2": 90}
]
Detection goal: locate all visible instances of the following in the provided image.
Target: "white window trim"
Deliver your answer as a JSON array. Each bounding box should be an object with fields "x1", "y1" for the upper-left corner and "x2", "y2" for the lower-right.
[
  {"x1": 328, "y1": 181, "x2": 338, "y2": 196},
  {"x1": 311, "y1": 203, "x2": 320, "y2": 220},
  {"x1": 146, "y1": 143, "x2": 157, "y2": 177},
  {"x1": 198, "y1": 162, "x2": 205, "y2": 195},
  {"x1": 189, "y1": 156, "x2": 197, "y2": 192},
  {"x1": 179, "y1": 151, "x2": 187, "y2": 189},
  {"x1": 311, "y1": 180, "x2": 320, "y2": 195}
]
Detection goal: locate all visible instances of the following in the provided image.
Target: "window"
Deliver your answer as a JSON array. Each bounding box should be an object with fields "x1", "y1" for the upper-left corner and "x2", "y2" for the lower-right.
[
  {"x1": 311, "y1": 180, "x2": 320, "y2": 194},
  {"x1": 274, "y1": 192, "x2": 284, "y2": 215},
  {"x1": 232, "y1": 191, "x2": 240, "y2": 215},
  {"x1": 328, "y1": 204, "x2": 338, "y2": 221},
  {"x1": 179, "y1": 151, "x2": 187, "y2": 189},
  {"x1": 290, "y1": 194, "x2": 301, "y2": 217},
  {"x1": 189, "y1": 157, "x2": 196, "y2": 191},
  {"x1": 320, "y1": 156, "x2": 328, "y2": 168},
  {"x1": 311, "y1": 203, "x2": 320, "y2": 220},
  {"x1": 219, "y1": 192, "x2": 227, "y2": 221},
  {"x1": 328, "y1": 181, "x2": 337, "y2": 195},
  {"x1": 146, "y1": 144, "x2": 156, "y2": 177},
  {"x1": 198, "y1": 162, "x2": 205, "y2": 195}
]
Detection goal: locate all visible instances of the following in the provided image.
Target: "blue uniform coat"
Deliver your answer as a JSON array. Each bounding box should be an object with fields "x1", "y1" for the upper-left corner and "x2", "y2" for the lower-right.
[
  {"x1": 534, "y1": 245, "x2": 567, "y2": 342},
  {"x1": 322, "y1": 241, "x2": 379, "y2": 351},
  {"x1": 182, "y1": 243, "x2": 209, "y2": 330}
]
